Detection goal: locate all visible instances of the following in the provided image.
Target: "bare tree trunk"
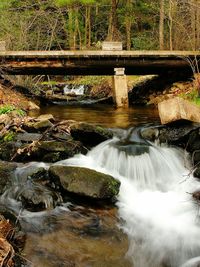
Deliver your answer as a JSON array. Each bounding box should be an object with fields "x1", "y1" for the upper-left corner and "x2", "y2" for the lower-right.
[
  {"x1": 68, "y1": 8, "x2": 75, "y2": 50},
  {"x1": 85, "y1": 6, "x2": 91, "y2": 48},
  {"x1": 159, "y1": 0, "x2": 165, "y2": 50},
  {"x1": 107, "y1": 0, "x2": 119, "y2": 41},
  {"x1": 197, "y1": 0, "x2": 200, "y2": 49},
  {"x1": 125, "y1": 0, "x2": 132, "y2": 50},
  {"x1": 168, "y1": 0, "x2": 173, "y2": 50}
]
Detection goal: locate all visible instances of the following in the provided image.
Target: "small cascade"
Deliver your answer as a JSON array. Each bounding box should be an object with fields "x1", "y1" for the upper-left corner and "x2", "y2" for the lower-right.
[
  {"x1": 58, "y1": 128, "x2": 200, "y2": 267},
  {"x1": 63, "y1": 84, "x2": 85, "y2": 96}
]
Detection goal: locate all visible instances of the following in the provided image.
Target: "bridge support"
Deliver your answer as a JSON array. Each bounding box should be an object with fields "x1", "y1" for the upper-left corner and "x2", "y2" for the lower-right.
[{"x1": 112, "y1": 68, "x2": 129, "y2": 108}]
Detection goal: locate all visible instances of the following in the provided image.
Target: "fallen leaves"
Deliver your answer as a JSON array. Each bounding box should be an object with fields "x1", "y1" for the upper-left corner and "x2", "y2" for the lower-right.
[{"x1": 0, "y1": 216, "x2": 15, "y2": 267}]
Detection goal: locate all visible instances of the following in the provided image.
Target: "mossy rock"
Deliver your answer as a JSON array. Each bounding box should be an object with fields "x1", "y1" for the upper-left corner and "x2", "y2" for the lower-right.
[
  {"x1": 49, "y1": 165, "x2": 120, "y2": 199},
  {"x1": 70, "y1": 122, "x2": 113, "y2": 147}
]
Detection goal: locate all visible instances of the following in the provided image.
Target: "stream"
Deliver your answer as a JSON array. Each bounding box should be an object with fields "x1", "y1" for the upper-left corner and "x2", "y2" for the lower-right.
[{"x1": 1, "y1": 104, "x2": 200, "y2": 267}]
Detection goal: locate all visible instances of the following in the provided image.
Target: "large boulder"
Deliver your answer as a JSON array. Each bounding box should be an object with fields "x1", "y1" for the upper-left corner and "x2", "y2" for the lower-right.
[
  {"x1": 70, "y1": 122, "x2": 113, "y2": 147},
  {"x1": 140, "y1": 123, "x2": 200, "y2": 148},
  {"x1": 49, "y1": 165, "x2": 120, "y2": 199},
  {"x1": 158, "y1": 97, "x2": 200, "y2": 124}
]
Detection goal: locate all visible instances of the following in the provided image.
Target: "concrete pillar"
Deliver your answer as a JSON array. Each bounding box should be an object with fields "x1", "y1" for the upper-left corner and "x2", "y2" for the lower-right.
[
  {"x1": 0, "y1": 41, "x2": 6, "y2": 51},
  {"x1": 112, "y1": 68, "x2": 129, "y2": 108}
]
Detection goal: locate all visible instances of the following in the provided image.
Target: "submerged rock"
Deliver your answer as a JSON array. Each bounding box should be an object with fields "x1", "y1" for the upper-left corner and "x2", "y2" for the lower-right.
[
  {"x1": 16, "y1": 180, "x2": 62, "y2": 211},
  {"x1": 49, "y1": 165, "x2": 120, "y2": 199}
]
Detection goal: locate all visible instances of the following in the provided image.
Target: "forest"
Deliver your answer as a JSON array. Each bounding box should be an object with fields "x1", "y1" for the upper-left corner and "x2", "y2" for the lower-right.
[{"x1": 0, "y1": 0, "x2": 199, "y2": 51}]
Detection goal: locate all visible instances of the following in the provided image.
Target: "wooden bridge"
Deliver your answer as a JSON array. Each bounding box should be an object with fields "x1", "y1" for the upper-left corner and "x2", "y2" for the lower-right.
[{"x1": 0, "y1": 50, "x2": 200, "y2": 107}]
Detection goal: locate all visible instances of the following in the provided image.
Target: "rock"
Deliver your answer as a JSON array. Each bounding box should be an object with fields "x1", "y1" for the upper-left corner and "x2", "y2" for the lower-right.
[
  {"x1": 186, "y1": 128, "x2": 200, "y2": 152},
  {"x1": 154, "y1": 123, "x2": 199, "y2": 147},
  {"x1": 140, "y1": 127, "x2": 159, "y2": 142},
  {"x1": 23, "y1": 116, "x2": 54, "y2": 132},
  {"x1": 193, "y1": 151, "x2": 200, "y2": 165},
  {"x1": 194, "y1": 167, "x2": 200, "y2": 178},
  {"x1": 16, "y1": 140, "x2": 87, "y2": 162},
  {"x1": 36, "y1": 114, "x2": 55, "y2": 122},
  {"x1": 158, "y1": 97, "x2": 200, "y2": 124},
  {"x1": 23, "y1": 206, "x2": 131, "y2": 267},
  {"x1": 31, "y1": 119, "x2": 53, "y2": 130},
  {"x1": 0, "y1": 161, "x2": 18, "y2": 195},
  {"x1": 27, "y1": 101, "x2": 40, "y2": 110},
  {"x1": 70, "y1": 122, "x2": 113, "y2": 147},
  {"x1": 0, "y1": 114, "x2": 13, "y2": 125},
  {"x1": 49, "y1": 166, "x2": 120, "y2": 199},
  {"x1": 0, "y1": 141, "x2": 21, "y2": 161},
  {"x1": 16, "y1": 133, "x2": 42, "y2": 142},
  {"x1": 16, "y1": 180, "x2": 62, "y2": 211}
]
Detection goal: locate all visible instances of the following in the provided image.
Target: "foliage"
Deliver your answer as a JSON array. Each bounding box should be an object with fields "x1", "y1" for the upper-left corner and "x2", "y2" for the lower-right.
[
  {"x1": 0, "y1": 0, "x2": 199, "y2": 51},
  {"x1": 0, "y1": 105, "x2": 26, "y2": 116},
  {"x1": 3, "y1": 131, "x2": 15, "y2": 142},
  {"x1": 0, "y1": 105, "x2": 15, "y2": 115}
]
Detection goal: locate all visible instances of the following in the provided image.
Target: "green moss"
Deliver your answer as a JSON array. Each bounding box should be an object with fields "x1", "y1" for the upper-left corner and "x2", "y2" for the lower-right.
[{"x1": 3, "y1": 131, "x2": 15, "y2": 142}]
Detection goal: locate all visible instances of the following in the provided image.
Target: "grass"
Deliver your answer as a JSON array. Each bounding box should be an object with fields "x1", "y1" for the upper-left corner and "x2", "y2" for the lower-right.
[{"x1": 0, "y1": 105, "x2": 26, "y2": 116}]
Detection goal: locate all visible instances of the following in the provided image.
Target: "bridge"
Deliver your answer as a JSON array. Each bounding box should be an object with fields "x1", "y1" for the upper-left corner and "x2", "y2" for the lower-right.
[
  {"x1": 0, "y1": 50, "x2": 200, "y2": 107},
  {"x1": 0, "y1": 50, "x2": 199, "y2": 76}
]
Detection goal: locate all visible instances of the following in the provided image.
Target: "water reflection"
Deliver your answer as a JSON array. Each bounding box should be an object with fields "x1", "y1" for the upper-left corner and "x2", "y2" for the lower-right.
[{"x1": 29, "y1": 104, "x2": 159, "y2": 128}]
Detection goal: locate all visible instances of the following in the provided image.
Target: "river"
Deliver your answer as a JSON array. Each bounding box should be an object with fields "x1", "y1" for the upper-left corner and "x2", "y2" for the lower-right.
[
  {"x1": 29, "y1": 103, "x2": 159, "y2": 128},
  {"x1": 2, "y1": 103, "x2": 200, "y2": 267}
]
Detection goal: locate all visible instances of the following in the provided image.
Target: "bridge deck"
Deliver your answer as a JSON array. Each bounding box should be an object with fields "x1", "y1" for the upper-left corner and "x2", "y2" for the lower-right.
[{"x1": 0, "y1": 50, "x2": 199, "y2": 75}]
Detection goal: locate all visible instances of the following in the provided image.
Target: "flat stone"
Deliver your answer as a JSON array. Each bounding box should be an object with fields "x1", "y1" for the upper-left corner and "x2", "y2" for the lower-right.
[
  {"x1": 158, "y1": 97, "x2": 200, "y2": 124},
  {"x1": 36, "y1": 114, "x2": 54, "y2": 122},
  {"x1": 16, "y1": 133, "x2": 42, "y2": 142}
]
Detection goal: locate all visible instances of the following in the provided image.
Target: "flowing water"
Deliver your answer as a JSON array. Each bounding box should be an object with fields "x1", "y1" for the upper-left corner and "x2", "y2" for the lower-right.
[
  {"x1": 63, "y1": 85, "x2": 85, "y2": 96},
  {"x1": 2, "y1": 104, "x2": 200, "y2": 267}
]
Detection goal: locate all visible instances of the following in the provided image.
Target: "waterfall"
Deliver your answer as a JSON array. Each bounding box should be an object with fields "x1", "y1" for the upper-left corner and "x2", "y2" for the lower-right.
[
  {"x1": 63, "y1": 84, "x2": 85, "y2": 96},
  {"x1": 58, "y1": 134, "x2": 200, "y2": 267}
]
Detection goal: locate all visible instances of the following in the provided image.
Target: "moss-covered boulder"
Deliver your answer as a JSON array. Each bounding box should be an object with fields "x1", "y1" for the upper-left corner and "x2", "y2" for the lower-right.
[
  {"x1": 70, "y1": 122, "x2": 113, "y2": 147},
  {"x1": 49, "y1": 165, "x2": 120, "y2": 199}
]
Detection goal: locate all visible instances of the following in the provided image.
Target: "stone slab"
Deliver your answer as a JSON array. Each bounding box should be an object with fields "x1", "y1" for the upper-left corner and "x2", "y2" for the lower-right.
[
  {"x1": 102, "y1": 41, "x2": 123, "y2": 51},
  {"x1": 158, "y1": 97, "x2": 200, "y2": 124}
]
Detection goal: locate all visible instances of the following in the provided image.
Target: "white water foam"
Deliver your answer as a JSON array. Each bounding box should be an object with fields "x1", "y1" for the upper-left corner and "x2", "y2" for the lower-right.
[
  {"x1": 57, "y1": 137, "x2": 200, "y2": 267},
  {"x1": 63, "y1": 84, "x2": 85, "y2": 95}
]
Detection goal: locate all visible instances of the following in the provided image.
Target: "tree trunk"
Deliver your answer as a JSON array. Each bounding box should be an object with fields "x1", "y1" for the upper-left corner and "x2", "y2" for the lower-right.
[
  {"x1": 168, "y1": 0, "x2": 173, "y2": 50},
  {"x1": 107, "y1": 0, "x2": 119, "y2": 41},
  {"x1": 159, "y1": 0, "x2": 165, "y2": 50},
  {"x1": 125, "y1": 0, "x2": 132, "y2": 50},
  {"x1": 85, "y1": 6, "x2": 91, "y2": 48}
]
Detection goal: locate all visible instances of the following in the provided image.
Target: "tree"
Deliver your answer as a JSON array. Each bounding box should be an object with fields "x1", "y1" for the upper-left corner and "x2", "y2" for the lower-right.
[
  {"x1": 107, "y1": 0, "x2": 120, "y2": 41},
  {"x1": 159, "y1": 0, "x2": 165, "y2": 49}
]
